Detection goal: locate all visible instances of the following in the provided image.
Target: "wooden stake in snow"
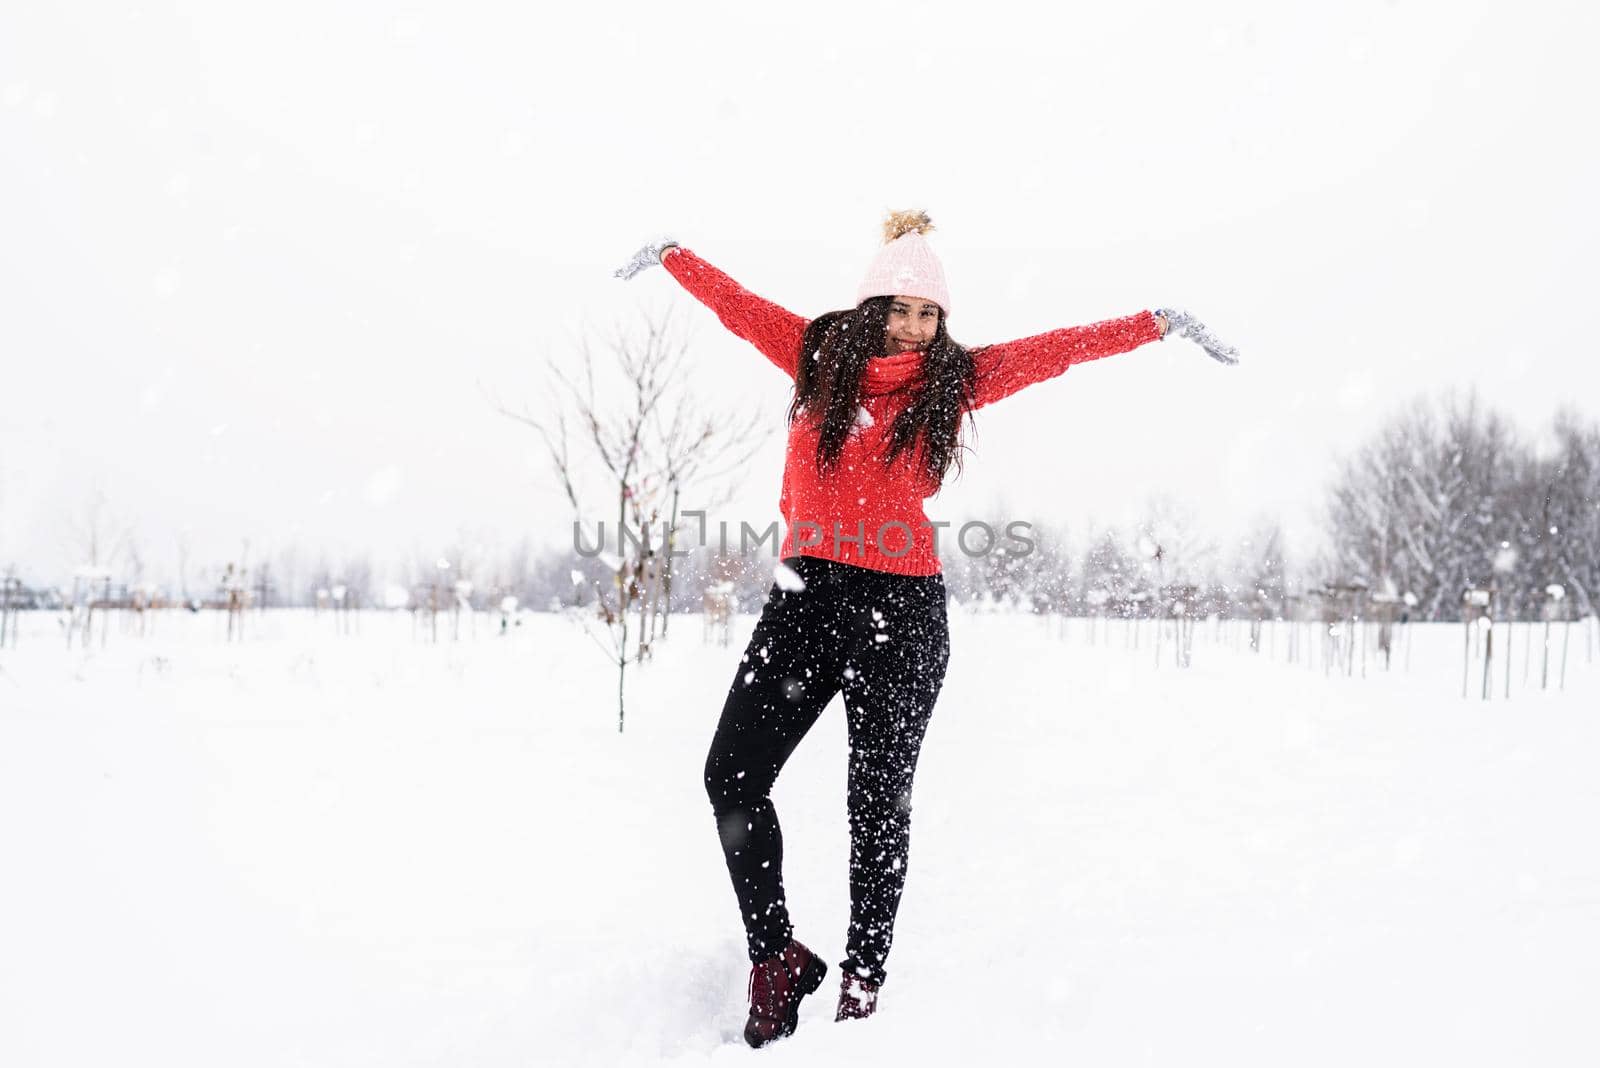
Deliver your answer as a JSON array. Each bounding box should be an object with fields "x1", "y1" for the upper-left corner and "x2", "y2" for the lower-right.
[
  {"x1": 1541, "y1": 584, "x2": 1569, "y2": 692},
  {"x1": 1462, "y1": 588, "x2": 1493, "y2": 700},
  {"x1": 0, "y1": 570, "x2": 27, "y2": 649}
]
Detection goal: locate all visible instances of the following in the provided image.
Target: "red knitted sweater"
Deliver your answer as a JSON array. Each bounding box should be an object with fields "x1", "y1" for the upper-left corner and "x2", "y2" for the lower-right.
[{"x1": 664, "y1": 247, "x2": 1163, "y2": 577}]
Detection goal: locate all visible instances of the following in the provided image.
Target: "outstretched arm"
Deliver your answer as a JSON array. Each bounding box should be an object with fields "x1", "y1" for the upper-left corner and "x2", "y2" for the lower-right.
[
  {"x1": 971, "y1": 307, "x2": 1240, "y2": 410},
  {"x1": 614, "y1": 240, "x2": 807, "y2": 380},
  {"x1": 971, "y1": 311, "x2": 1164, "y2": 410}
]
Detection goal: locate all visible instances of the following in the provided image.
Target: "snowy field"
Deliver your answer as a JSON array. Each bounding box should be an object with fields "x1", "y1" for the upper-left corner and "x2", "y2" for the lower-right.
[{"x1": 2, "y1": 606, "x2": 1598, "y2": 1067}]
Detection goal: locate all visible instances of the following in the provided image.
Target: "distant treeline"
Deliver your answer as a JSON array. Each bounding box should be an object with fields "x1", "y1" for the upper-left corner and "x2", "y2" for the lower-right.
[{"x1": 11, "y1": 393, "x2": 1597, "y2": 623}]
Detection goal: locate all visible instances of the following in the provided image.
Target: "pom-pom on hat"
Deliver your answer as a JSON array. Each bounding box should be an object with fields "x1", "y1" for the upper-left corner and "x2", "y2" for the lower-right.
[{"x1": 855, "y1": 209, "x2": 951, "y2": 315}]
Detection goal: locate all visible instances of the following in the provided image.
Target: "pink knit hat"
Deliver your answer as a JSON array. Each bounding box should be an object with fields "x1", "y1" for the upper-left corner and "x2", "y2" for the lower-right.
[{"x1": 855, "y1": 210, "x2": 951, "y2": 314}]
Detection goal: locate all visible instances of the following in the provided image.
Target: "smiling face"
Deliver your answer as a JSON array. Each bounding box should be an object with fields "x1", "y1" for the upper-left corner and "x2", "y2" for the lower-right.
[{"x1": 884, "y1": 295, "x2": 942, "y2": 355}]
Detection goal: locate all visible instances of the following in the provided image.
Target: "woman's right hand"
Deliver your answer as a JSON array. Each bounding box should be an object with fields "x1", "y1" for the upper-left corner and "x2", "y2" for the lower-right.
[
  {"x1": 613, "y1": 238, "x2": 680, "y2": 280},
  {"x1": 1156, "y1": 308, "x2": 1241, "y2": 365}
]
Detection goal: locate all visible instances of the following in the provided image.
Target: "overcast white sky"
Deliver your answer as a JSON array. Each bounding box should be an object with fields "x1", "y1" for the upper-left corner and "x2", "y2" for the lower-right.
[{"x1": 3, "y1": 0, "x2": 1596, "y2": 586}]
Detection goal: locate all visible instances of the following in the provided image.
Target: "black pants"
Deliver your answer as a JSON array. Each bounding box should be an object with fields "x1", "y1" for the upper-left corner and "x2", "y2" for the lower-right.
[{"x1": 703, "y1": 556, "x2": 951, "y2": 986}]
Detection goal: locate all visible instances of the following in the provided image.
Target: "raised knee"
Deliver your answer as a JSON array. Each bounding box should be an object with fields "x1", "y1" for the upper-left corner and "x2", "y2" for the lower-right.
[{"x1": 704, "y1": 755, "x2": 751, "y2": 810}]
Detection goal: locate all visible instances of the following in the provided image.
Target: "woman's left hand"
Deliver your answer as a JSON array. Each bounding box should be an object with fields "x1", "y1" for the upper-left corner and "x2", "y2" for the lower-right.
[
  {"x1": 1156, "y1": 308, "x2": 1240, "y2": 365},
  {"x1": 613, "y1": 238, "x2": 679, "y2": 280}
]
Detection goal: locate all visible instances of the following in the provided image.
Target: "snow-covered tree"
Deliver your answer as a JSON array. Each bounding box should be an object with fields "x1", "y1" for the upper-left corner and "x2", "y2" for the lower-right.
[{"x1": 1324, "y1": 391, "x2": 1598, "y2": 621}]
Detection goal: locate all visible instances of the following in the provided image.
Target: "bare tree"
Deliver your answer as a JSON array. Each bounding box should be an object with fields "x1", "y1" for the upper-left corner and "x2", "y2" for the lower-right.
[
  {"x1": 492, "y1": 310, "x2": 767, "y2": 732},
  {"x1": 1226, "y1": 519, "x2": 1289, "y2": 619},
  {"x1": 1134, "y1": 495, "x2": 1218, "y2": 595},
  {"x1": 175, "y1": 530, "x2": 194, "y2": 603},
  {"x1": 1079, "y1": 526, "x2": 1141, "y2": 616},
  {"x1": 67, "y1": 487, "x2": 133, "y2": 571}
]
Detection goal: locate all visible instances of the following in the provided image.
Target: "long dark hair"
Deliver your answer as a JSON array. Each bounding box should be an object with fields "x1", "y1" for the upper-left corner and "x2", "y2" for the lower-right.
[{"x1": 790, "y1": 296, "x2": 979, "y2": 485}]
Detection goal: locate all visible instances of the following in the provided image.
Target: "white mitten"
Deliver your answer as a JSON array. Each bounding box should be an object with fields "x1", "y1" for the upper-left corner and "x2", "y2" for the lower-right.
[
  {"x1": 1158, "y1": 308, "x2": 1240, "y2": 365},
  {"x1": 613, "y1": 238, "x2": 679, "y2": 280}
]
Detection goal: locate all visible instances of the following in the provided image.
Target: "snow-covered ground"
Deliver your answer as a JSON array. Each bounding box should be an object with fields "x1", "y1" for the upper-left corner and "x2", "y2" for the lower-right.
[{"x1": 2, "y1": 607, "x2": 1597, "y2": 1067}]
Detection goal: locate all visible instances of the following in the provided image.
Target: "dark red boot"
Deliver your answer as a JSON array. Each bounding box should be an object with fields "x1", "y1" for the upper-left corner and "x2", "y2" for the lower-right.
[
  {"x1": 835, "y1": 973, "x2": 878, "y2": 1022},
  {"x1": 743, "y1": 940, "x2": 828, "y2": 1048}
]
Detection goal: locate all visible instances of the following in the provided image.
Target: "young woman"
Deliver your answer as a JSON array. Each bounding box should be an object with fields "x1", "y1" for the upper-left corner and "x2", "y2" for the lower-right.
[{"x1": 615, "y1": 212, "x2": 1237, "y2": 1047}]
